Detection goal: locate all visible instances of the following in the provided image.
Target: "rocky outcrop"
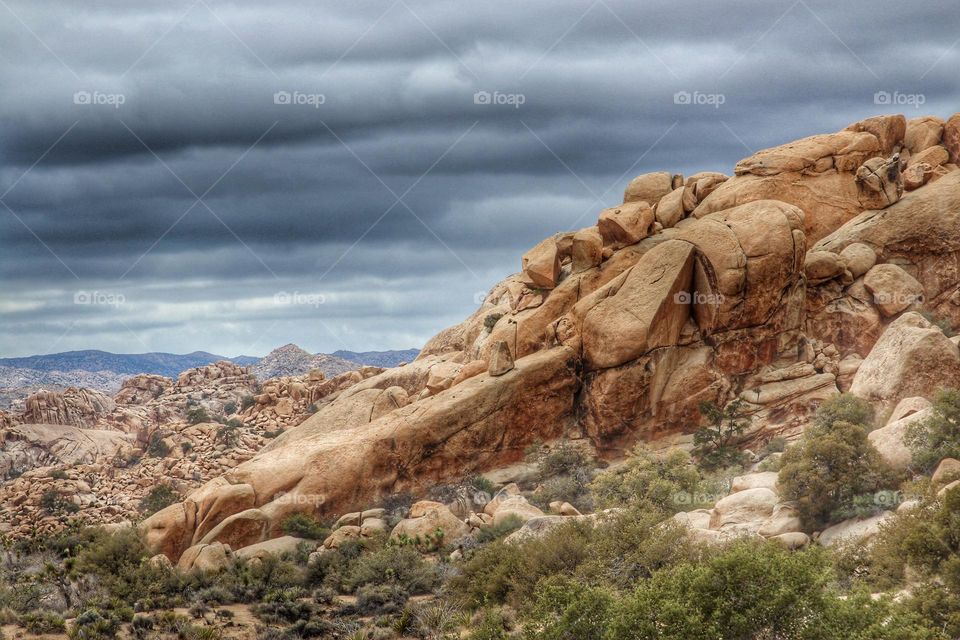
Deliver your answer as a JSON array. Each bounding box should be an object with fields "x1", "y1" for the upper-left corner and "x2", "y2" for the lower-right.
[
  {"x1": 21, "y1": 387, "x2": 115, "y2": 427},
  {"x1": 251, "y1": 344, "x2": 359, "y2": 381},
  {"x1": 850, "y1": 312, "x2": 960, "y2": 411},
  {"x1": 135, "y1": 113, "x2": 960, "y2": 564}
]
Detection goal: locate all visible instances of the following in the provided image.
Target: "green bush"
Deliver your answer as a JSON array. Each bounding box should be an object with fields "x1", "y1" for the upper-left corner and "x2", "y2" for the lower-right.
[
  {"x1": 523, "y1": 575, "x2": 615, "y2": 640},
  {"x1": 603, "y1": 540, "x2": 936, "y2": 640},
  {"x1": 68, "y1": 609, "x2": 119, "y2": 640},
  {"x1": 906, "y1": 388, "x2": 960, "y2": 472},
  {"x1": 280, "y1": 513, "x2": 328, "y2": 540},
  {"x1": 473, "y1": 514, "x2": 524, "y2": 544},
  {"x1": 527, "y1": 441, "x2": 595, "y2": 511},
  {"x1": 779, "y1": 418, "x2": 897, "y2": 528},
  {"x1": 138, "y1": 483, "x2": 180, "y2": 516},
  {"x1": 20, "y1": 611, "x2": 66, "y2": 634},
  {"x1": 186, "y1": 407, "x2": 211, "y2": 424},
  {"x1": 590, "y1": 447, "x2": 705, "y2": 513},
  {"x1": 346, "y1": 544, "x2": 439, "y2": 594},
  {"x1": 813, "y1": 393, "x2": 875, "y2": 430},
  {"x1": 469, "y1": 608, "x2": 509, "y2": 640},
  {"x1": 40, "y1": 489, "x2": 79, "y2": 515},
  {"x1": 353, "y1": 583, "x2": 409, "y2": 615},
  {"x1": 146, "y1": 432, "x2": 171, "y2": 458}
]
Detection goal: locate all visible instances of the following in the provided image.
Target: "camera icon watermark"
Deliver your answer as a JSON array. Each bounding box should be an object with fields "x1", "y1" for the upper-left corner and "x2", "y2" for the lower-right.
[
  {"x1": 274, "y1": 291, "x2": 326, "y2": 307},
  {"x1": 873, "y1": 91, "x2": 925, "y2": 109},
  {"x1": 473, "y1": 291, "x2": 488, "y2": 305},
  {"x1": 473, "y1": 90, "x2": 526, "y2": 108},
  {"x1": 673, "y1": 90, "x2": 725, "y2": 109},
  {"x1": 73, "y1": 90, "x2": 126, "y2": 109},
  {"x1": 273, "y1": 90, "x2": 326, "y2": 108},
  {"x1": 74, "y1": 290, "x2": 126, "y2": 308}
]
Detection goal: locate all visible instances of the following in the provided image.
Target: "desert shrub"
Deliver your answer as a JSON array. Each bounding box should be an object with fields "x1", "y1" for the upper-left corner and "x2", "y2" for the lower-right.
[
  {"x1": 186, "y1": 407, "x2": 211, "y2": 424},
  {"x1": 522, "y1": 576, "x2": 615, "y2": 640},
  {"x1": 576, "y1": 509, "x2": 700, "y2": 590},
  {"x1": 40, "y1": 489, "x2": 79, "y2": 515},
  {"x1": 146, "y1": 432, "x2": 171, "y2": 458},
  {"x1": 693, "y1": 399, "x2": 750, "y2": 470},
  {"x1": 468, "y1": 608, "x2": 509, "y2": 640},
  {"x1": 48, "y1": 469, "x2": 68, "y2": 480},
  {"x1": 240, "y1": 395, "x2": 256, "y2": 410},
  {"x1": 483, "y1": 313, "x2": 503, "y2": 331},
  {"x1": 285, "y1": 618, "x2": 335, "y2": 638},
  {"x1": 216, "y1": 423, "x2": 241, "y2": 446},
  {"x1": 280, "y1": 513, "x2": 328, "y2": 540},
  {"x1": 906, "y1": 388, "x2": 960, "y2": 472},
  {"x1": 451, "y1": 520, "x2": 593, "y2": 609},
  {"x1": 590, "y1": 447, "x2": 706, "y2": 513},
  {"x1": 20, "y1": 611, "x2": 66, "y2": 634},
  {"x1": 412, "y1": 600, "x2": 462, "y2": 639},
  {"x1": 778, "y1": 419, "x2": 897, "y2": 528},
  {"x1": 603, "y1": 541, "x2": 919, "y2": 640},
  {"x1": 252, "y1": 591, "x2": 316, "y2": 624},
  {"x1": 72, "y1": 528, "x2": 183, "y2": 609},
  {"x1": 813, "y1": 393, "x2": 874, "y2": 430},
  {"x1": 131, "y1": 615, "x2": 154, "y2": 639},
  {"x1": 473, "y1": 514, "x2": 524, "y2": 544},
  {"x1": 222, "y1": 402, "x2": 237, "y2": 415},
  {"x1": 762, "y1": 436, "x2": 788, "y2": 455},
  {"x1": 68, "y1": 609, "x2": 120, "y2": 640},
  {"x1": 352, "y1": 584, "x2": 409, "y2": 615},
  {"x1": 868, "y1": 487, "x2": 960, "y2": 586},
  {"x1": 202, "y1": 556, "x2": 306, "y2": 603},
  {"x1": 527, "y1": 441, "x2": 595, "y2": 511},
  {"x1": 346, "y1": 544, "x2": 439, "y2": 594},
  {"x1": 920, "y1": 311, "x2": 956, "y2": 337},
  {"x1": 138, "y1": 483, "x2": 180, "y2": 516}
]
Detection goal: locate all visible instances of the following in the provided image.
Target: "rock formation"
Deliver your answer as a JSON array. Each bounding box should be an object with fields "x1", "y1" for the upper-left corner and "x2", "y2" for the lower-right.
[{"x1": 2, "y1": 111, "x2": 948, "y2": 565}]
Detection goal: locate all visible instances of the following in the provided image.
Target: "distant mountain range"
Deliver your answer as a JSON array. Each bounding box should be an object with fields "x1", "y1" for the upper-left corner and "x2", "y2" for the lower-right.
[
  {"x1": 332, "y1": 349, "x2": 420, "y2": 368},
  {"x1": 0, "y1": 346, "x2": 421, "y2": 410},
  {"x1": 0, "y1": 350, "x2": 258, "y2": 379}
]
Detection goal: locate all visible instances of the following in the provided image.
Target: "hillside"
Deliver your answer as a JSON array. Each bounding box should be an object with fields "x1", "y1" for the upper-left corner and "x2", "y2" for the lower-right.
[{"x1": 250, "y1": 344, "x2": 360, "y2": 380}]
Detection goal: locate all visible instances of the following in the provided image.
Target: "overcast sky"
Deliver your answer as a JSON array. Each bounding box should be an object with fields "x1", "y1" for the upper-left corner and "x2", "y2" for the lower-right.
[{"x1": 0, "y1": 0, "x2": 957, "y2": 358}]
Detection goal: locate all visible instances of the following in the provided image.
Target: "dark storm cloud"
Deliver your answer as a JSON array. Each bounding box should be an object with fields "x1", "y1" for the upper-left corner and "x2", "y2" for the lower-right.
[{"x1": 1, "y1": 0, "x2": 958, "y2": 357}]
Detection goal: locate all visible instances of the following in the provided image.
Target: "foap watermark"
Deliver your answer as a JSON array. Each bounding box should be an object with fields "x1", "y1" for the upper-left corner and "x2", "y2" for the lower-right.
[
  {"x1": 872, "y1": 290, "x2": 924, "y2": 308},
  {"x1": 674, "y1": 90, "x2": 725, "y2": 109},
  {"x1": 675, "y1": 291, "x2": 725, "y2": 306},
  {"x1": 272, "y1": 491, "x2": 325, "y2": 507},
  {"x1": 474, "y1": 90, "x2": 526, "y2": 108},
  {"x1": 274, "y1": 291, "x2": 326, "y2": 307},
  {"x1": 74, "y1": 290, "x2": 125, "y2": 307},
  {"x1": 874, "y1": 91, "x2": 926, "y2": 109},
  {"x1": 474, "y1": 290, "x2": 488, "y2": 305},
  {"x1": 274, "y1": 90, "x2": 326, "y2": 108},
  {"x1": 872, "y1": 489, "x2": 905, "y2": 509},
  {"x1": 672, "y1": 489, "x2": 729, "y2": 506},
  {"x1": 73, "y1": 90, "x2": 126, "y2": 109}
]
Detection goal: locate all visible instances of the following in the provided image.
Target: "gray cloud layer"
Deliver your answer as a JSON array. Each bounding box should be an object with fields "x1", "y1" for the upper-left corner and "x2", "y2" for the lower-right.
[{"x1": 1, "y1": 0, "x2": 958, "y2": 357}]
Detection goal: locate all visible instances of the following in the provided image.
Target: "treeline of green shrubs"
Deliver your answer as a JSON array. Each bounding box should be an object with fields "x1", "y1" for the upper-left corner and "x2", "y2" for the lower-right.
[{"x1": 451, "y1": 507, "x2": 947, "y2": 639}]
